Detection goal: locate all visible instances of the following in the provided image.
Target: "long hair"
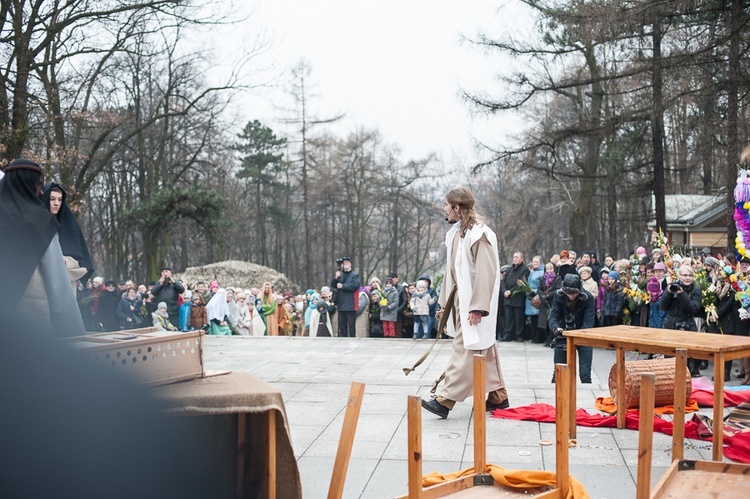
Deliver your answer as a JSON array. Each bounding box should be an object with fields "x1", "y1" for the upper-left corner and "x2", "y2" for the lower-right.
[{"x1": 445, "y1": 187, "x2": 483, "y2": 237}]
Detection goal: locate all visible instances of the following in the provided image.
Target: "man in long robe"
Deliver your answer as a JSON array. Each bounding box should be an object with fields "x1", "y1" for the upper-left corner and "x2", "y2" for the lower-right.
[{"x1": 421, "y1": 187, "x2": 509, "y2": 418}]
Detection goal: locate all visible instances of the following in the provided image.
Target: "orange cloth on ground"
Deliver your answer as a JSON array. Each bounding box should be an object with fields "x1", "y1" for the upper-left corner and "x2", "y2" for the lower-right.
[
  {"x1": 422, "y1": 464, "x2": 589, "y2": 499},
  {"x1": 595, "y1": 396, "x2": 698, "y2": 415}
]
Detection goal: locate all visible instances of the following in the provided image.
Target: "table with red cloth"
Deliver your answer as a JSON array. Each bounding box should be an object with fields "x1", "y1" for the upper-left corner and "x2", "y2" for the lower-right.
[
  {"x1": 152, "y1": 371, "x2": 301, "y2": 499},
  {"x1": 563, "y1": 325, "x2": 750, "y2": 461}
]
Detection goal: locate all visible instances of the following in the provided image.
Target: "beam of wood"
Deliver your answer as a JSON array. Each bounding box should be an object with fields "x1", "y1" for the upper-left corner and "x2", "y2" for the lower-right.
[
  {"x1": 555, "y1": 364, "x2": 570, "y2": 497},
  {"x1": 267, "y1": 410, "x2": 277, "y2": 499},
  {"x1": 636, "y1": 373, "x2": 655, "y2": 499},
  {"x1": 566, "y1": 337, "x2": 578, "y2": 439},
  {"x1": 407, "y1": 396, "x2": 423, "y2": 498},
  {"x1": 236, "y1": 412, "x2": 246, "y2": 499},
  {"x1": 473, "y1": 355, "x2": 486, "y2": 473},
  {"x1": 327, "y1": 382, "x2": 365, "y2": 499},
  {"x1": 712, "y1": 352, "x2": 725, "y2": 461},
  {"x1": 616, "y1": 348, "x2": 626, "y2": 429},
  {"x1": 672, "y1": 349, "x2": 687, "y2": 461}
]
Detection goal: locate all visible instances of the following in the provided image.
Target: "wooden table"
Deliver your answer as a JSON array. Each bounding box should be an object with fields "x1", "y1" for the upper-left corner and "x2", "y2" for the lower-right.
[
  {"x1": 152, "y1": 371, "x2": 301, "y2": 499},
  {"x1": 563, "y1": 325, "x2": 750, "y2": 462}
]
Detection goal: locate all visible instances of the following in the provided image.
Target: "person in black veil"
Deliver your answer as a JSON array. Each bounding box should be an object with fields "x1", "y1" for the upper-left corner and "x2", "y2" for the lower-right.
[
  {"x1": 0, "y1": 158, "x2": 85, "y2": 337},
  {"x1": 41, "y1": 182, "x2": 94, "y2": 286}
]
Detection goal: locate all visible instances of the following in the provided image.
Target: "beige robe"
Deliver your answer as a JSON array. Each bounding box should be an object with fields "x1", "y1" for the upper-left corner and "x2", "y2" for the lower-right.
[{"x1": 437, "y1": 224, "x2": 507, "y2": 406}]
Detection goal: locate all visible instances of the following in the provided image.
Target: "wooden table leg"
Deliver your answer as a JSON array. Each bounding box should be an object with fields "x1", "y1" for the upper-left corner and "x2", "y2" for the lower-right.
[
  {"x1": 616, "y1": 348, "x2": 626, "y2": 429},
  {"x1": 268, "y1": 410, "x2": 277, "y2": 499},
  {"x1": 407, "y1": 396, "x2": 423, "y2": 498},
  {"x1": 636, "y1": 373, "x2": 655, "y2": 499},
  {"x1": 237, "y1": 412, "x2": 246, "y2": 499},
  {"x1": 328, "y1": 382, "x2": 365, "y2": 499},
  {"x1": 566, "y1": 337, "x2": 577, "y2": 439},
  {"x1": 672, "y1": 349, "x2": 687, "y2": 461},
  {"x1": 555, "y1": 364, "x2": 570, "y2": 497},
  {"x1": 712, "y1": 352, "x2": 725, "y2": 461},
  {"x1": 473, "y1": 355, "x2": 486, "y2": 473}
]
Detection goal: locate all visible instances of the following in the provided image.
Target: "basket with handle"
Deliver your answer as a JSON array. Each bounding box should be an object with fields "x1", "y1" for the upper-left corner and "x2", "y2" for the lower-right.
[{"x1": 609, "y1": 357, "x2": 692, "y2": 409}]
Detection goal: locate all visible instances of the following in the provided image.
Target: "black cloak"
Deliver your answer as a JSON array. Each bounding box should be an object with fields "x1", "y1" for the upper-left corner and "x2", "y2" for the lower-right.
[
  {"x1": 41, "y1": 182, "x2": 94, "y2": 284},
  {"x1": 0, "y1": 159, "x2": 60, "y2": 309}
]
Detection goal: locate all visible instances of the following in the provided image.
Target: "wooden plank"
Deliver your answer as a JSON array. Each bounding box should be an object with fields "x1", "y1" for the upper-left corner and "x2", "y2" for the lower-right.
[
  {"x1": 267, "y1": 409, "x2": 277, "y2": 499},
  {"x1": 650, "y1": 460, "x2": 680, "y2": 498},
  {"x1": 555, "y1": 364, "x2": 570, "y2": 497},
  {"x1": 417, "y1": 476, "x2": 475, "y2": 499},
  {"x1": 236, "y1": 412, "x2": 246, "y2": 499},
  {"x1": 636, "y1": 373, "x2": 655, "y2": 499},
  {"x1": 328, "y1": 382, "x2": 365, "y2": 499},
  {"x1": 616, "y1": 348, "x2": 626, "y2": 429},
  {"x1": 473, "y1": 355, "x2": 486, "y2": 473},
  {"x1": 672, "y1": 349, "x2": 687, "y2": 461},
  {"x1": 566, "y1": 337, "x2": 577, "y2": 439},
  {"x1": 712, "y1": 352, "x2": 725, "y2": 461},
  {"x1": 652, "y1": 465, "x2": 750, "y2": 497},
  {"x1": 407, "y1": 396, "x2": 423, "y2": 499}
]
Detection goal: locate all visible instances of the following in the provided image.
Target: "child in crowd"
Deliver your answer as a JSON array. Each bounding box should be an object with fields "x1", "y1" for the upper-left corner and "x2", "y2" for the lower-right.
[
  {"x1": 117, "y1": 288, "x2": 141, "y2": 330},
  {"x1": 379, "y1": 277, "x2": 400, "y2": 338},
  {"x1": 410, "y1": 279, "x2": 436, "y2": 339},
  {"x1": 152, "y1": 302, "x2": 177, "y2": 331},
  {"x1": 189, "y1": 293, "x2": 207, "y2": 330},
  {"x1": 602, "y1": 271, "x2": 624, "y2": 326}
]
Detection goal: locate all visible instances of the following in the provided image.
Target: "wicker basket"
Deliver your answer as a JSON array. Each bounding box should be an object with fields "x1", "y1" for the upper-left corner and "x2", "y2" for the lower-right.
[{"x1": 608, "y1": 357, "x2": 692, "y2": 409}]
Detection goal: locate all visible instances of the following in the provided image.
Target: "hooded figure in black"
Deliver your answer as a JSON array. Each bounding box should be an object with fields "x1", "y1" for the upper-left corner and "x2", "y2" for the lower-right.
[
  {"x1": 41, "y1": 182, "x2": 94, "y2": 286},
  {"x1": 0, "y1": 158, "x2": 86, "y2": 337}
]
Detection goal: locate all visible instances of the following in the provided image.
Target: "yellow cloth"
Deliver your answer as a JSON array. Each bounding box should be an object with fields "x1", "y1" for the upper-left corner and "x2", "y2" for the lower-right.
[{"x1": 422, "y1": 464, "x2": 589, "y2": 499}]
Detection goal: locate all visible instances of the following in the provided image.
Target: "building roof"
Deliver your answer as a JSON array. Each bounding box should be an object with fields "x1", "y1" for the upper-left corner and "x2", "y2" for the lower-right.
[{"x1": 651, "y1": 193, "x2": 726, "y2": 227}]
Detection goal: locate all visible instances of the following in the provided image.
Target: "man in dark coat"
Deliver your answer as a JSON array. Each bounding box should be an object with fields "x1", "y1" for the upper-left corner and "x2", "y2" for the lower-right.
[
  {"x1": 549, "y1": 274, "x2": 595, "y2": 383},
  {"x1": 331, "y1": 257, "x2": 361, "y2": 337},
  {"x1": 500, "y1": 252, "x2": 530, "y2": 341},
  {"x1": 151, "y1": 266, "x2": 185, "y2": 327}
]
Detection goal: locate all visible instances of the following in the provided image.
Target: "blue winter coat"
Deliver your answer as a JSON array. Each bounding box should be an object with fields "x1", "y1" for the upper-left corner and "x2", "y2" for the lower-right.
[{"x1": 525, "y1": 267, "x2": 544, "y2": 316}]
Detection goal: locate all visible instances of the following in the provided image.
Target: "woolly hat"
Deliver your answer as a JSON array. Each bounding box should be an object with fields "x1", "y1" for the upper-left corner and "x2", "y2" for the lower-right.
[
  {"x1": 608, "y1": 271, "x2": 620, "y2": 281},
  {"x1": 183, "y1": 290, "x2": 192, "y2": 299},
  {"x1": 600, "y1": 267, "x2": 610, "y2": 276},
  {"x1": 385, "y1": 276, "x2": 394, "y2": 285},
  {"x1": 653, "y1": 262, "x2": 667, "y2": 271},
  {"x1": 559, "y1": 274, "x2": 582, "y2": 295},
  {"x1": 741, "y1": 256, "x2": 750, "y2": 265},
  {"x1": 209, "y1": 280, "x2": 219, "y2": 290},
  {"x1": 636, "y1": 246, "x2": 647, "y2": 256},
  {"x1": 704, "y1": 256, "x2": 721, "y2": 269},
  {"x1": 320, "y1": 286, "x2": 331, "y2": 293},
  {"x1": 652, "y1": 247, "x2": 662, "y2": 254},
  {"x1": 92, "y1": 276, "x2": 104, "y2": 285},
  {"x1": 578, "y1": 266, "x2": 592, "y2": 275}
]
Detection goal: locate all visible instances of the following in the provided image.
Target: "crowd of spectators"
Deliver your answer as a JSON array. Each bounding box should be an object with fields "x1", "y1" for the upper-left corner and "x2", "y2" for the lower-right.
[{"x1": 74, "y1": 236, "x2": 749, "y2": 385}]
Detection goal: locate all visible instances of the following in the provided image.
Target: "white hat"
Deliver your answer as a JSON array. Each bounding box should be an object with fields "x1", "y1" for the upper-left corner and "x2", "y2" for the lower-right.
[{"x1": 321, "y1": 286, "x2": 331, "y2": 293}]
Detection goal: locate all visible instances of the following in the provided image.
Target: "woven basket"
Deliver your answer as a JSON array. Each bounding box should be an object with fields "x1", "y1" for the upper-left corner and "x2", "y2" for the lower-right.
[{"x1": 608, "y1": 357, "x2": 692, "y2": 409}]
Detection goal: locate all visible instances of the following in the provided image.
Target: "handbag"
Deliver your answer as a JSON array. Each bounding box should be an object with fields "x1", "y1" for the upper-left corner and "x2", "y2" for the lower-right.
[{"x1": 530, "y1": 293, "x2": 543, "y2": 309}]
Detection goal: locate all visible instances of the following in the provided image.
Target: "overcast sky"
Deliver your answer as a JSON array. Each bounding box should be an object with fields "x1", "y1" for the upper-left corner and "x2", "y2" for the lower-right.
[{"x1": 206, "y1": 1, "x2": 532, "y2": 165}]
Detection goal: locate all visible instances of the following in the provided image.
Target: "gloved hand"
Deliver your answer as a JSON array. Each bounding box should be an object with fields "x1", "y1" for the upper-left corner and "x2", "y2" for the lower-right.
[{"x1": 554, "y1": 328, "x2": 565, "y2": 336}]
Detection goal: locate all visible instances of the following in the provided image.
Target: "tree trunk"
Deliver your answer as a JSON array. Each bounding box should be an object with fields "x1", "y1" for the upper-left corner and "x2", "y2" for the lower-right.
[
  {"x1": 726, "y1": 0, "x2": 741, "y2": 253},
  {"x1": 652, "y1": 18, "x2": 667, "y2": 233}
]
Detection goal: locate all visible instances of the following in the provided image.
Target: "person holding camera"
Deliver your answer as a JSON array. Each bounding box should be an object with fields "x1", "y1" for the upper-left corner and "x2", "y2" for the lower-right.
[
  {"x1": 549, "y1": 274, "x2": 595, "y2": 383},
  {"x1": 330, "y1": 257, "x2": 361, "y2": 337},
  {"x1": 659, "y1": 264, "x2": 703, "y2": 376},
  {"x1": 151, "y1": 266, "x2": 185, "y2": 327}
]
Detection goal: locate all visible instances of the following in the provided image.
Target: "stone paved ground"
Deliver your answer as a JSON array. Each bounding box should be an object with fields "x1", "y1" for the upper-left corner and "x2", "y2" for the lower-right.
[{"x1": 203, "y1": 336, "x2": 744, "y2": 499}]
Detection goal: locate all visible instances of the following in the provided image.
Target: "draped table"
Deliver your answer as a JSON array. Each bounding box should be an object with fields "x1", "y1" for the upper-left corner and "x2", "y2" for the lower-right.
[
  {"x1": 152, "y1": 371, "x2": 301, "y2": 499},
  {"x1": 563, "y1": 325, "x2": 750, "y2": 462}
]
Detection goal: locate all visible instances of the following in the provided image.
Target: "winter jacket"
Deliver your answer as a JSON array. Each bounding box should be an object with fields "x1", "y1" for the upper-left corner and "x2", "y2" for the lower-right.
[
  {"x1": 659, "y1": 283, "x2": 702, "y2": 331},
  {"x1": 379, "y1": 286, "x2": 400, "y2": 322},
  {"x1": 501, "y1": 262, "x2": 530, "y2": 307},
  {"x1": 151, "y1": 280, "x2": 185, "y2": 318},
  {"x1": 549, "y1": 289, "x2": 595, "y2": 332},
  {"x1": 410, "y1": 290, "x2": 436, "y2": 316},
  {"x1": 602, "y1": 283, "x2": 624, "y2": 318},
  {"x1": 190, "y1": 300, "x2": 208, "y2": 330},
  {"x1": 330, "y1": 270, "x2": 361, "y2": 312},
  {"x1": 525, "y1": 266, "x2": 544, "y2": 316},
  {"x1": 117, "y1": 296, "x2": 140, "y2": 330}
]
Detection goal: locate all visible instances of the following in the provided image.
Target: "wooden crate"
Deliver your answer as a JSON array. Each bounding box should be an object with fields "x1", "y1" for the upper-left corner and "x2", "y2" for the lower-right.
[{"x1": 65, "y1": 327, "x2": 204, "y2": 386}]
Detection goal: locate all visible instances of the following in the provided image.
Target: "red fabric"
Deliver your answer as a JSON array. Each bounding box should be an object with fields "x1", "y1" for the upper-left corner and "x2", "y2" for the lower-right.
[
  {"x1": 691, "y1": 388, "x2": 750, "y2": 407},
  {"x1": 491, "y1": 404, "x2": 750, "y2": 463}
]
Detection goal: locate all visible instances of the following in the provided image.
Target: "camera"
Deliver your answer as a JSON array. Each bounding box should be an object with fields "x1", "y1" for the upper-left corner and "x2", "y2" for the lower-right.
[
  {"x1": 336, "y1": 258, "x2": 344, "y2": 267},
  {"x1": 668, "y1": 281, "x2": 683, "y2": 293},
  {"x1": 554, "y1": 314, "x2": 576, "y2": 350}
]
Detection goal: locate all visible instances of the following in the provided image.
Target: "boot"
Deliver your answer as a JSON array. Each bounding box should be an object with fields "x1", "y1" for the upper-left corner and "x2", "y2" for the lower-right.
[
  {"x1": 743, "y1": 358, "x2": 750, "y2": 385},
  {"x1": 725, "y1": 360, "x2": 733, "y2": 382}
]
